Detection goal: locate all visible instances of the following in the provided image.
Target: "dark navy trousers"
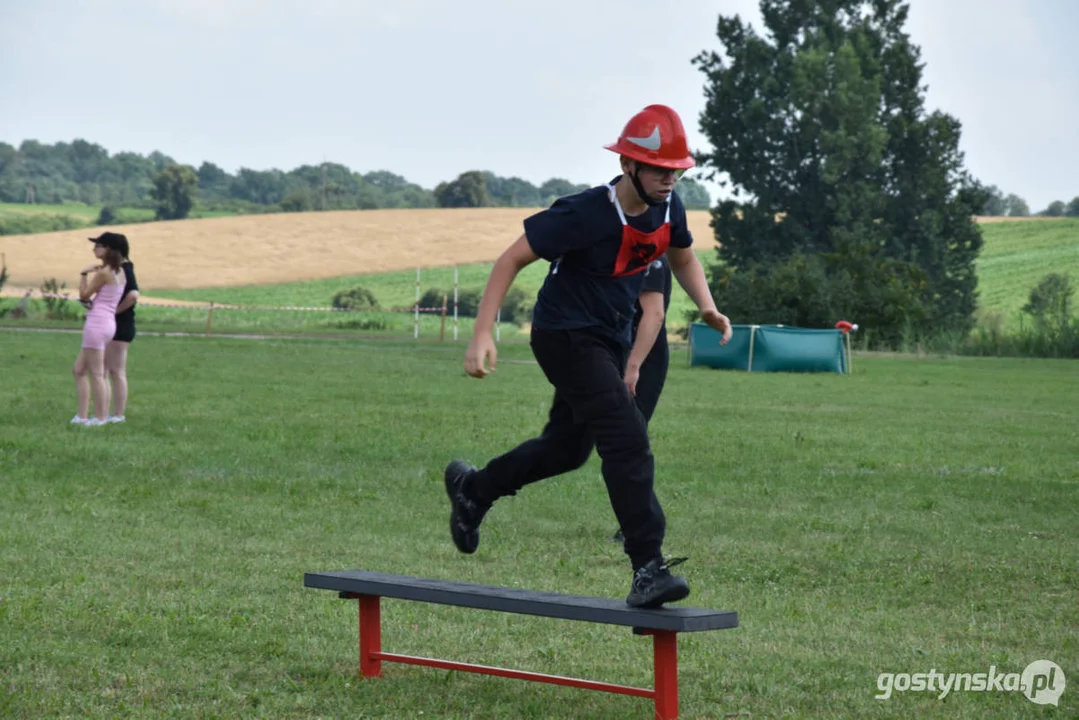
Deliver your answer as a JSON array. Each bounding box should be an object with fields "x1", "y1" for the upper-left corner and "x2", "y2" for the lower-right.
[{"x1": 470, "y1": 327, "x2": 667, "y2": 569}]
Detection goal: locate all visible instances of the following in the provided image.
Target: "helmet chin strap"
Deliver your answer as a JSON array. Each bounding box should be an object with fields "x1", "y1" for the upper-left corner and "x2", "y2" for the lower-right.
[{"x1": 630, "y1": 167, "x2": 665, "y2": 207}]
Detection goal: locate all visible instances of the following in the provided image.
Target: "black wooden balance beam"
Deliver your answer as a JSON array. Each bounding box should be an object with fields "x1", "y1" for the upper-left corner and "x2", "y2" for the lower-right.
[{"x1": 305, "y1": 569, "x2": 738, "y2": 720}]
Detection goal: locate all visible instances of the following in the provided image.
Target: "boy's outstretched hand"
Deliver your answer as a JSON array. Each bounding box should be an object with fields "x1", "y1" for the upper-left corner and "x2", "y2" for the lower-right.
[
  {"x1": 701, "y1": 308, "x2": 733, "y2": 345},
  {"x1": 464, "y1": 333, "x2": 498, "y2": 378}
]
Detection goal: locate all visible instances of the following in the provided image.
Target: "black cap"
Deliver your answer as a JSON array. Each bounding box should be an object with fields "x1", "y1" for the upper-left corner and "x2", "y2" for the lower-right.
[{"x1": 88, "y1": 231, "x2": 129, "y2": 258}]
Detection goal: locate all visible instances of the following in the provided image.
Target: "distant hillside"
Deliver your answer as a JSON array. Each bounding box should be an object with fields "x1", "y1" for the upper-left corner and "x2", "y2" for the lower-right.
[{"x1": 976, "y1": 218, "x2": 1079, "y2": 322}]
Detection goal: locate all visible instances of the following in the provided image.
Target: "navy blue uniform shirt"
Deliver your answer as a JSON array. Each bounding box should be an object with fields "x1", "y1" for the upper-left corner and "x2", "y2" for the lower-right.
[{"x1": 524, "y1": 179, "x2": 691, "y2": 345}]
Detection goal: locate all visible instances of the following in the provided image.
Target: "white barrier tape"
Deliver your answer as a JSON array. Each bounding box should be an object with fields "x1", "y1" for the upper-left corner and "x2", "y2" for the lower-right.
[{"x1": 14, "y1": 290, "x2": 448, "y2": 314}]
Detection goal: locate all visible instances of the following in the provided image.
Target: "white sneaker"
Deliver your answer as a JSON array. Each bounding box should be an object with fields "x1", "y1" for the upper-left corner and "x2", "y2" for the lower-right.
[
  {"x1": 84, "y1": 418, "x2": 107, "y2": 427},
  {"x1": 107, "y1": 415, "x2": 126, "y2": 424},
  {"x1": 70, "y1": 415, "x2": 88, "y2": 425}
]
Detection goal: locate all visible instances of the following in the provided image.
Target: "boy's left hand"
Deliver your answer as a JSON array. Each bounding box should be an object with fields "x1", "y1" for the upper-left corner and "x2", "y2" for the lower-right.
[{"x1": 624, "y1": 363, "x2": 640, "y2": 396}]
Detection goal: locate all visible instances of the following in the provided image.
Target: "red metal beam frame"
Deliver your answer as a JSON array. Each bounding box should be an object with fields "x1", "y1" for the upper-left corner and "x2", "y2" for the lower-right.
[{"x1": 346, "y1": 593, "x2": 680, "y2": 720}]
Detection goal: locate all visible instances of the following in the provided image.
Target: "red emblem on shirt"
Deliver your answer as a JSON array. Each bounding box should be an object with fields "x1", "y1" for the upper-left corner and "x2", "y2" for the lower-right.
[{"x1": 611, "y1": 222, "x2": 671, "y2": 277}]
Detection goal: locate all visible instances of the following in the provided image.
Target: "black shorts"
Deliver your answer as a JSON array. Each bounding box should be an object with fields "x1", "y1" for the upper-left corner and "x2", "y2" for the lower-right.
[{"x1": 113, "y1": 320, "x2": 136, "y2": 343}]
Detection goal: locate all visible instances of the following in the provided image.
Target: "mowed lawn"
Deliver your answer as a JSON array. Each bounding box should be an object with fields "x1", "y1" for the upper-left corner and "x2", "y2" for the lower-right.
[{"x1": 0, "y1": 332, "x2": 1076, "y2": 719}]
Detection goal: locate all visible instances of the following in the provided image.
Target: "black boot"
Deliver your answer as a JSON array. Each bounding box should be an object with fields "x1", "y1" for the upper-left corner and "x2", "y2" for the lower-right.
[
  {"x1": 444, "y1": 460, "x2": 491, "y2": 554},
  {"x1": 626, "y1": 557, "x2": 690, "y2": 608}
]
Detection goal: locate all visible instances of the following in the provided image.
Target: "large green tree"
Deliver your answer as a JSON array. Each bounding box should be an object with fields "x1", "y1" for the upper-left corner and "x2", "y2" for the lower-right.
[
  {"x1": 677, "y1": 177, "x2": 713, "y2": 210},
  {"x1": 1041, "y1": 200, "x2": 1066, "y2": 217},
  {"x1": 434, "y1": 171, "x2": 491, "y2": 208},
  {"x1": 149, "y1": 164, "x2": 199, "y2": 220},
  {"x1": 539, "y1": 178, "x2": 589, "y2": 206},
  {"x1": 694, "y1": 0, "x2": 987, "y2": 343},
  {"x1": 483, "y1": 172, "x2": 542, "y2": 207},
  {"x1": 980, "y1": 185, "x2": 1005, "y2": 216},
  {"x1": 1004, "y1": 194, "x2": 1030, "y2": 217}
]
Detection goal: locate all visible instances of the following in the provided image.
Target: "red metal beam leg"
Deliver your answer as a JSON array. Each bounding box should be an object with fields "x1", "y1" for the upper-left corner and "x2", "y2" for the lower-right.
[
  {"x1": 652, "y1": 631, "x2": 678, "y2": 720},
  {"x1": 358, "y1": 594, "x2": 382, "y2": 678}
]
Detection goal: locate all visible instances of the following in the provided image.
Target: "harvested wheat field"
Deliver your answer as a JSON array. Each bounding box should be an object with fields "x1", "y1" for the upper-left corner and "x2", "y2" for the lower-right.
[{"x1": 0, "y1": 208, "x2": 718, "y2": 291}]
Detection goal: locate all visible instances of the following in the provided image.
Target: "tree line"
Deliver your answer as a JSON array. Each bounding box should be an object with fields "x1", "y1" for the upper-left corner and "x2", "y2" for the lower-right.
[
  {"x1": 0, "y1": 139, "x2": 715, "y2": 222},
  {"x1": 979, "y1": 185, "x2": 1079, "y2": 218}
]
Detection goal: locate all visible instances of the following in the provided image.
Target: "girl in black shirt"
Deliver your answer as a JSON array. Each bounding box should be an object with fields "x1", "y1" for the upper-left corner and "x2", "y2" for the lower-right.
[{"x1": 104, "y1": 234, "x2": 139, "y2": 423}]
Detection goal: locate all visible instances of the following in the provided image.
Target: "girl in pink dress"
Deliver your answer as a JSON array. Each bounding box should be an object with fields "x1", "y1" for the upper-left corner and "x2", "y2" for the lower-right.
[{"x1": 72, "y1": 233, "x2": 127, "y2": 426}]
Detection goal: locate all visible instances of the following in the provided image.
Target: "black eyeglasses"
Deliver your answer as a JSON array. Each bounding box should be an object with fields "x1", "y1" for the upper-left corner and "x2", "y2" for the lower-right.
[{"x1": 637, "y1": 163, "x2": 684, "y2": 180}]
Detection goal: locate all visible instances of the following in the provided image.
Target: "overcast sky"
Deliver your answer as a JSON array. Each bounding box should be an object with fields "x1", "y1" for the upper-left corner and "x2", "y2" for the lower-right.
[{"x1": 1, "y1": 0, "x2": 1075, "y2": 210}]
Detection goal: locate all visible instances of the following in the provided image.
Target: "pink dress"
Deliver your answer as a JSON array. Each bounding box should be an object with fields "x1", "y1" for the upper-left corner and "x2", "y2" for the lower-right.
[{"x1": 81, "y1": 273, "x2": 125, "y2": 350}]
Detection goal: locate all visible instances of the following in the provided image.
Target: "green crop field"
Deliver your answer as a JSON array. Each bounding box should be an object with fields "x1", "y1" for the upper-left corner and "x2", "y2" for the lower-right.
[
  {"x1": 1, "y1": 331, "x2": 1075, "y2": 719},
  {"x1": 975, "y1": 219, "x2": 1079, "y2": 324},
  {"x1": 0, "y1": 201, "x2": 236, "y2": 230},
  {"x1": 0, "y1": 202, "x2": 110, "y2": 220}
]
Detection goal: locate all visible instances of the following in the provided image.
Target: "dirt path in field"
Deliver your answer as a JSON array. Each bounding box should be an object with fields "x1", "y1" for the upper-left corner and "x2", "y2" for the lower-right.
[{"x1": 0, "y1": 208, "x2": 718, "y2": 292}]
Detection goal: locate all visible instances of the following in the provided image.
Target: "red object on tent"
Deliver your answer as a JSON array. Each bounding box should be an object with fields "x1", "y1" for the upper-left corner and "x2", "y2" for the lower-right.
[{"x1": 835, "y1": 321, "x2": 854, "y2": 333}]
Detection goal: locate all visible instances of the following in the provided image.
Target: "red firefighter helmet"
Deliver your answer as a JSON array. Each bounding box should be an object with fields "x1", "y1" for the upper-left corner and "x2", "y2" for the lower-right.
[{"x1": 604, "y1": 104, "x2": 696, "y2": 170}]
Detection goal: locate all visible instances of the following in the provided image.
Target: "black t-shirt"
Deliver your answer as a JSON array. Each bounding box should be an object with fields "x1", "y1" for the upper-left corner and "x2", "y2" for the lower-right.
[
  {"x1": 632, "y1": 255, "x2": 673, "y2": 340},
  {"x1": 525, "y1": 180, "x2": 692, "y2": 345},
  {"x1": 117, "y1": 261, "x2": 138, "y2": 324}
]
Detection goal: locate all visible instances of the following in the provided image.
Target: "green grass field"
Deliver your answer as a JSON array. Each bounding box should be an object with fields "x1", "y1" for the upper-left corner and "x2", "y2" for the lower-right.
[
  {"x1": 1, "y1": 331, "x2": 1075, "y2": 719},
  {"x1": 155, "y1": 262, "x2": 555, "y2": 308},
  {"x1": 143, "y1": 218, "x2": 1077, "y2": 335},
  {"x1": 0, "y1": 294, "x2": 512, "y2": 340},
  {"x1": 0, "y1": 249, "x2": 716, "y2": 340},
  {"x1": 976, "y1": 219, "x2": 1079, "y2": 324},
  {"x1": 0, "y1": 201, "x2": 240, "y2": 221},
  {"x1": 0, "y1": 202, "x2": 111, "y2": 220},
  {"x1": 0, "y1": 201, "x2": 156, "y2": 224},
  {"x1": 0, "y1": 201, "x2": 236, "y2": 231},
  {"x1": 2, "y1": 218, "x2": 1075, "y2": 343},
  {"x1": 134, "y1": 249, "x2": 718, "y2": 338}
]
